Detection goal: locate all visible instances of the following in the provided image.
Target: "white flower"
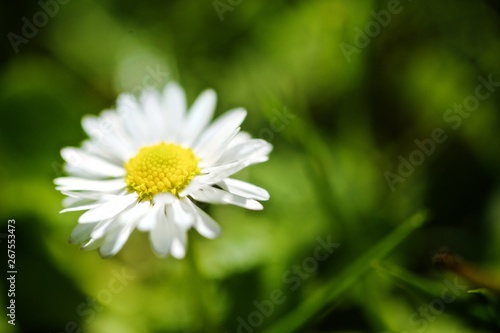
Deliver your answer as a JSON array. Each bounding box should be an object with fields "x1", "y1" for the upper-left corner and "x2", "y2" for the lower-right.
[{"x1": 55, "y1": 82, "x2": 272, "y2": 258}]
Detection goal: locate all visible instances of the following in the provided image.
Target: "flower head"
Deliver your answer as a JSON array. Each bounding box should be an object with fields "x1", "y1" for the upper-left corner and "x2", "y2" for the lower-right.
[{"x1": 55, "y1": 83, "x2": 272, "y2": 258}]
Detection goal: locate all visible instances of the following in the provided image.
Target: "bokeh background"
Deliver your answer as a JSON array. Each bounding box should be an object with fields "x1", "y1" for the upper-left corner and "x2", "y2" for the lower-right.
[{"x1": 1, "y1": 0, "x2": 500, "y2": 332}]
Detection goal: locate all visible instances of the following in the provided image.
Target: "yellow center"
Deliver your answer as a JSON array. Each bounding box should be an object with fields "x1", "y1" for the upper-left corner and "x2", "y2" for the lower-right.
[{"x1": 125, "y1": 142, "x2": 200, "y2": 202}]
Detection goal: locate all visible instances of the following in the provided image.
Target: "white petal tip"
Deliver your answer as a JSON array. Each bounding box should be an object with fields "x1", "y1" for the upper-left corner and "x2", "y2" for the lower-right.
[
  {"x1": 196, "y1": 223, "x2": 221, "y2": 239},
  {"x1": 99, "y1": 250, "x2": 114, "y2": 259},
  {"x1": 170, "y1": 237, "x2": 187, "y2": 259},
  {"x1": 232, "y1": 108, "x2": 247, "y2": 119},
  {"x1": 246, "y1": 200, "x2": 264, "y2": 210},
  {"x1": 151, "y1": 249, "x2": 169, "y2": 258}
]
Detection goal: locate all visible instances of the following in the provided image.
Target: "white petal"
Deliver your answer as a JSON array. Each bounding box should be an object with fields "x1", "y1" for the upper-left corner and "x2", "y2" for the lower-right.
[
  {"x1": 188, "y1": 161, "x2": 247, "y2": 189},
  {"x1": 81, "y1": 238, "x2": 105, "y2": 251},
  {"x1": 149, "y1": 209, "x2": 174, "y2": 257},
  {"x1": 62, "y1": 197, "x2": 82, "y2": 209},
  {"x1": 90, "y1": 218, "x2": 115, "y2": 239},
  {"x1": 121, "y1": 201, "x2": 151, "y2": 232},
  {"x1": 61, "y1": 147, "x2": 125, "y2": 178},
  {"x1": 117, "y1": 93, "x2": 149, "y2": 145},
  {"x1": 55, "y1": 177, "x2": 126, "y2": 192},
  {"x1": 178, "y1": 176, "x2": 206, "y2": 197},
  {"x1": 62, "y1": 195, "x2": 93, "y2": 207},
  {"x1": 137, "y1": 203, "x2": 161, "y2": 232},
  {"x1": 197, "y1": 128, "x2": 240, "y2": 168},
  {"x1": 190, "y1": 186, "x2": 263, "y2": 210},
  {"x1": 78, "y1": 194, "x2": 138, "y2": 223},
  {"x1": 217, "y1": 178, "x2": 270, "y2": 200},
  {"x1": 140, "y1": 88, "x2": 165, "y2": 142},
  {"x1": 185, "y1": 199, "x2": 221, "y2": 239},
  {"x1": 179, "y1": 160, "x2": 247, "y2": 196},
  {"x1": 81, "y1": 111, "x2": 128, "y2": 142},
  {"x1": 227, "y1": 131, "x2": 252, "y2": 149},
  {"x1": 81, "y1": 114, "x2": 107, "y2": 138},
  {"x1": 167, "y1": 200, "x2": 195, "y2": 231},
  {"x1": 193, "y1": 108, "x2": 246, "y2": 153},
  {"x1": 127, "y1": 201, "x2": 150, "y2": 221},
  {"x1": 82, "y1": 113, "x2": 136, "y2": 162},
  {"x1": 81, "y1": 113, "x2": 129, "y2": 156},
  {"x1": 63, "y1": 163, "x2": 100, "y2": 179},
  {"x1": 62, "y1": 191, "x2": 105, "y2": 200},
  {"x1": 82, "y1": 111, "x2": 132, "y2": 162},
  {"x1": 81, "y1": 136, "x2": 134, "y2": 166},
  {"x1": 226, "y1": 195, "x2": 263, "y2": 210},
  {"x1": 179, "y1": 89, "x2": 217, "y2": 146},
  {"x1": 189, "y1": 186, "x2": 223, "y2": 204},
  {"x1": 162, "y1": 82, "x2": 186, "y2": 141},
  {"x1": 69, "y1": 223, "x2": 97, "y2": 244},
  {"x1": 99, "y1": 221, "x2": 135, "y2": 258},
  {"x1": 216, "y1": 139, "x2": 272, "y2": 166},
  {"x1": 170, "y1": 230, "x2": 187, "y2": 259},
  {"x1": 60, "y1": 203, "x2": 100, "y2": 213}
]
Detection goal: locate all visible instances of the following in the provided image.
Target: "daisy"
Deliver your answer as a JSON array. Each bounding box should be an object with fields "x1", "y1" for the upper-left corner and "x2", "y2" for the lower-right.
[{"x1": 55, "y1": 82, "x2": 272, "y2": 258}]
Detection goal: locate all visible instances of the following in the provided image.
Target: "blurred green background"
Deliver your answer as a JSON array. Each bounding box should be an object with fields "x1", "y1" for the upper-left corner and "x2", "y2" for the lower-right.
[{"x1": 1, "y1": 0, "x2": 500, "y2": 332}]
